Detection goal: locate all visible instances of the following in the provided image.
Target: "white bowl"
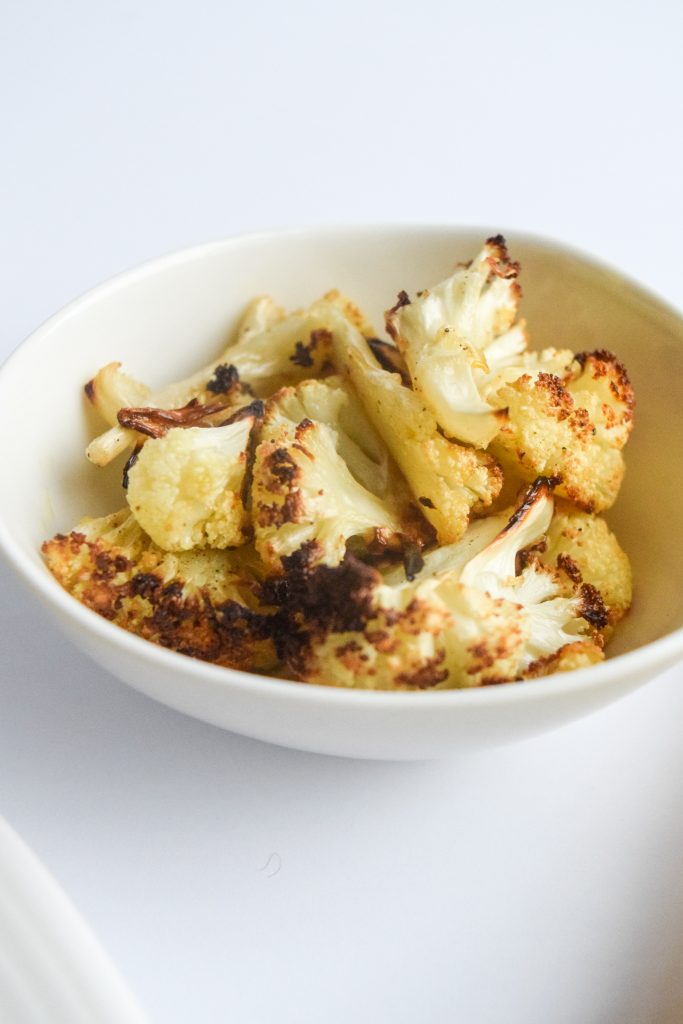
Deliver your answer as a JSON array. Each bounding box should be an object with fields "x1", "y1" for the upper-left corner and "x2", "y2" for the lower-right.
[
  {"x1": 0, "y1": 815, "x2": 147, "y2": 1024},
  {"x1": 2, "y1": 226, "x2": 683, "y2": 760}
]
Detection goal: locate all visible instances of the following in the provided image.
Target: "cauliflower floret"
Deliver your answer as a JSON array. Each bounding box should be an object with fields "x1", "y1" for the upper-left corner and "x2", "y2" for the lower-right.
[
  {"x1": 322, "y1": 301, "x2": 503, "y2": 544},
  {"x1": 385, "y1": 235, "x2": 526, "y2": 447},
  {"x1": 457, "y1": 479, "x2": 604, "y2": 671},
  {"x1": 266, "y1": 554, "x2": 528, "y2": 689},
  {"x1": 252, "y1": 378, "x2": 410, "y2": 570},
  {"x1": 126, "y1": 407, "x2": 260, "y2": 551},
  {"x1": 400, "y1": 485, "x2": 629, "y2": 644},
  {"x1": 384, "y1": 239, "x2": 634, "y2": 511},
  {"x1": 87, "y1": 362, "x2": 254, "y2": 468},
  {"x1": 273, "y1": 376, "x2": 391, "y2": 496},
  {"x1": 270, "y1": 478, "x2": 602, "y2": 689},
  {"x1": 491, "y1": 350, "x2": 634, "y2": 512},
  {"x1": 322, "y1": 289, "x2": 377, "y2": 338},
  {"x1": 218, "y1": 305, "x2": 333, "y2": 397},
  {"x1": 266, "y1": 377, "x2": 430, "y2": 543},
  {"x1": 85, "y1": 295, "x2": 336, "y2": 466},
  {"x1": 382, "y1": 513, "x2": 508, "y2": 586},
  {"x1": 538, "y1": 500, "x2": 632, "y2": 636},
  {"x1": 84, "y1": 361, "x2": 152, "y2": 428},
  {"x1": 42, "y1": 510, "x2": 276, "y2": 671}
]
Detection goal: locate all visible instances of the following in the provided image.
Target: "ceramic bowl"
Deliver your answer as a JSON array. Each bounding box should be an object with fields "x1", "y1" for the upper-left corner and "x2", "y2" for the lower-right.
[
  {"x1": 0, "y1": 815, "x2": 147, "y2": 1023},
  {"x1": 1, "y1": 226, "x2": 682, "y2": 759}
]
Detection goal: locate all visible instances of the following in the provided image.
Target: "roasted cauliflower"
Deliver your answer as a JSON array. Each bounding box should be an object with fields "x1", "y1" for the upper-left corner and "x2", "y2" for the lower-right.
[
  {"x1": 538, "y1": 500, "x2": 632, "y2": 636},
  {"x1": 126, "y1": 405, "x2": 261, "y2": 551},
  {"x1": 251, "y1": 377, "x2": 418, "y2": 570},
  {"x1": 386, "y1": 237, "x2": 634, "y2": 512},
  {"x1": 491, "y1": 350, "x2": 634, "y2": 512},
  {"x1": 42, "y1": 510, "x2": 276, "y2": 671},
  {"x1": 386, "y1": 235, "x2": 525, "y2": 447},
  {"x1": 43, "y1": 235, "x2": 634, "y2": 691},
  {"x1": 267, "y1": 479, "x2": 604, "y2": 689},
  {"x1": 85, "y1": 295, "x2": 334, "y2": 466},
  {"x1": 322, "y1": 301, "x2": 503, "y2": 544}
]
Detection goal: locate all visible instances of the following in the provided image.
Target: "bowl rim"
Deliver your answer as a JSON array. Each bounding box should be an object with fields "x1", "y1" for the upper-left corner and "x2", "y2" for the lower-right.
[{"x1": 2, "y1": 222, "x2": 682, "y2": 709}]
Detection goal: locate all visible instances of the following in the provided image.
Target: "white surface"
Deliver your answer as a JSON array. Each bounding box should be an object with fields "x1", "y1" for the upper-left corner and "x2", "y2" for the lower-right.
[
  {"x1": 0, "y1": 817, "x2": 147, "y2": 1024},
  {"x1": 2, "y1": 0, "x2": 683, "y2": 1020}
]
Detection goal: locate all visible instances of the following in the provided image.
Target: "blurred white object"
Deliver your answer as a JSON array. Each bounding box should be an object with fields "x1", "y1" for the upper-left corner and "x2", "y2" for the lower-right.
[{"x1": 0, "y1": 816, "x2": 148, "y2": 1024}]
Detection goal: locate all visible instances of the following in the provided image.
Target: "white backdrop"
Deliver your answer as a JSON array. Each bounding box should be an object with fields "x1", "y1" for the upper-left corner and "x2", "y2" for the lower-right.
[{"x1": 2, "y1": 2, "x2": 683, "y2": 1021}]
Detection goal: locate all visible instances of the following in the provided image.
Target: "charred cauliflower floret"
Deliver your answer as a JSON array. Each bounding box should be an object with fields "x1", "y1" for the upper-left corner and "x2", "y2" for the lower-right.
[
  {"x1": 85, "y1": 295, "x2": 334, "y2": 466},
  {"x1": 491, "y1": 350, "x2": 634, "y2": 512},
  {"x1": 271, "y1": 479, "x2": 603, "y2": 689},
  {"x1": 216, "y1": 304, "x2": 333, "y2": 397},
  {"x1": 85, "y1": 374, "x2": 250, "y2": 469},
  {"x1": 384, "y1": 238, "x2": 634, "y2": 512},
  {"x1": 457, "y1": 479, "x2": 605, "y2": 672},
  {"x1": 42, "y1": 510, "x2": 276, "y2": 671},
  {"x1": 264, "y1": 376, "x2": 430, "y2": 541},
  {"x1": 252, "y1": 378, "x2": 411, "y2": 570},
  {"x1": 400, "y1": 488, "x2": 631, "y2": 644},
  {"x1": 538, "y1": 500, "x2": 632, "y2": 635},
  {"x1": 126, "y1": 406, "x2": 260, "y2": 551},
  {"x1": 323, "y1": 302, "x2": 503, "y2": 544},
  {"x1": 273, "y1": 376, "x2": 390, "y2": 495},
  {"x1": 56, "y1": 235, "x2": 634, "y2": 690},
  {"x1": 270, "y1": 556, "x2": 528, "y2": 690},
  {"x1": 385, "y1": 235, "x2": 526, "y2": 447}
]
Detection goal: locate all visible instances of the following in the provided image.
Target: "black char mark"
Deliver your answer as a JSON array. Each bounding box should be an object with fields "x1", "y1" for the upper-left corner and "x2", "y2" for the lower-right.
[
  {"x1": 500, "y1": 476, "x2": 560, "y2": 536},
  {"x1": 367, "y1": 338, "x2": 412, "y2": 386},
  {"x1": 207, "y1": 363, "x2": 240, "y2": 395},
  {"x1": 122, "y1": 445, "x2": 141, "y2": 489},
  {"x1": 402, "y1": 541, "x2": 425, "y2": 582},
  {"x1": 263, "y1": 552, "x2": 381, "y2": 664}
]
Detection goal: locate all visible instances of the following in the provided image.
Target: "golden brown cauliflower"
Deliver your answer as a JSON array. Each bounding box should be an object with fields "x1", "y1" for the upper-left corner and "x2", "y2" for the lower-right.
[
  {"x1": 251, "y1": 377, "x2": 416, "y2": 571},
  {"x1": 538, "y1": 500, "x2": 632, "y2": 636},
  {"x1": 323, "y1": 301, "x2": 503, "y2": 544},
  {"x1": 85, "y1": 295, "x2": 334, "y2": 466},
  {"x1": 126, "y1": 406, "x2": 261, "y2": 551},
  {"x1": 50, "y1": 235, "x2": 634, "y2": 691},
  {"x1": 42, "y1": 510, "x2": 276, "y2": 671},
  {"x1": 385, "y1": 234, "x2": 526, "y2": 448},
  {"x1": 269, "y1": 557, "x2": 530, "y2": 690},
  {"x1": 491, "y1": 350, "x2": 634, "y2": 512},
  {"x1": 383, "y1": 237, "x2": 634, "y2": 512},
  {"x1": 268, "y1": 479, "x2": 603, "y2": 689}
]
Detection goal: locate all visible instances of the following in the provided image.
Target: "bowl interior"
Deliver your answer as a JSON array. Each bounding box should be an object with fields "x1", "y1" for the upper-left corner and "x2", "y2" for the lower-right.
[{"x1": 2, "y1": 227, "x2": 682, "y2": 661}]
